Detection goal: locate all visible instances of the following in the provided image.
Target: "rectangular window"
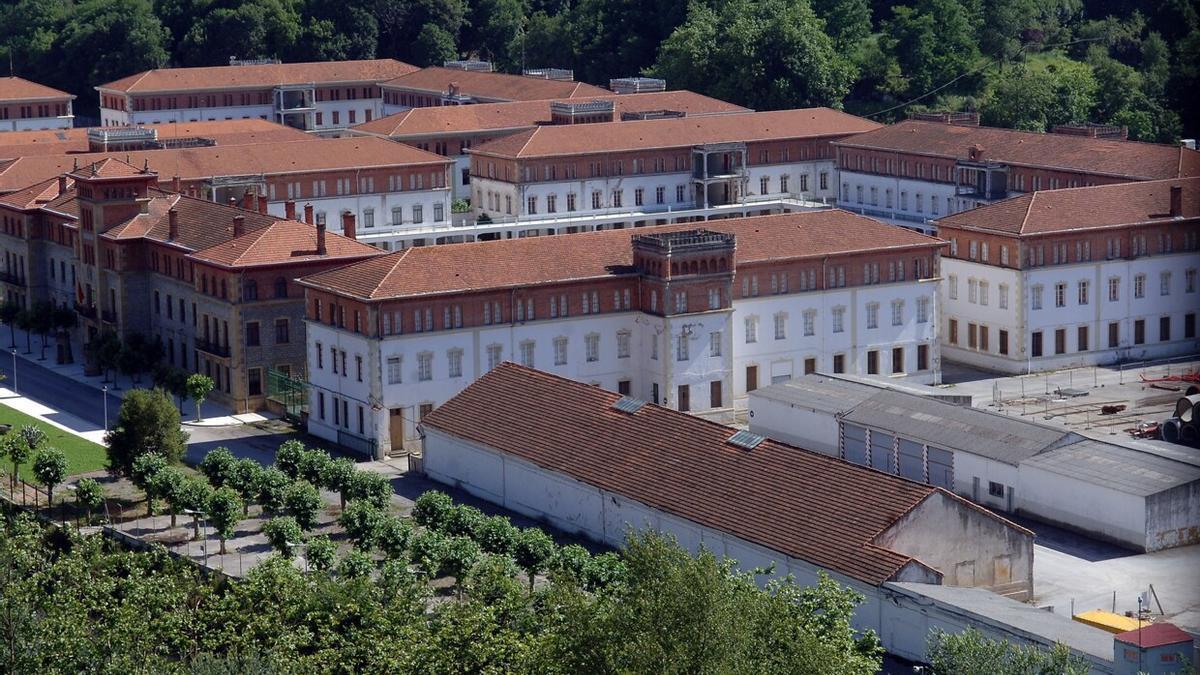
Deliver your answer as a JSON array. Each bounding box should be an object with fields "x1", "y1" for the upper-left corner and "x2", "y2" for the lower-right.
[
  {"x1": 1185, "y1": 313, "x2": 1195, "y2": 339},
  {"x1": 1055, "y1": 328, "x2": 1066, "y2": 355},
  {"x1": 1055, "y1": 283, "x2": 1066, "y2": 308},
  {"x1": 617, "y1": 331, "x2": 631, "y2": 358},
  {"x1": 1078, "y1": 280, "x2": 1089, "y2": 305},
  {"x1": 387, "y1": 356, "x2": 402, "y2": 384},
  {"x1": 891, "y1": 300, "x2": 903, "y2": 326},
  {"x1": 676, "y1": 333, "x2": 689, "y2": 361},
  {"x1": 710, "y1": 332, "x2": 721, "y2": 356},
  {"x1": 1161, "y1": 271, "x2": 1171, "y2": 296},
  {"x1": 487, "y1": 344, "x2": 502, "y2": 370},
  {"x1": 948, "y1": 274, "x2": 958, "y2": 300},
  {"x1": 1077, "y1": 326, "x2": 1088, "y2": 352},
  {"x1": 586, "y1": 334, "x2": 600, "y2": 362},
  {"x1": 520, "y1": 341, "x2": 535, "y2": 367},
  {"x1": 892, "y1": 347, "x2": 904, "y2": 374},
  {"x1": 1108, "y1": 322, "x2": 1119, "y2": 348},
  {"x1": 745, "y1": 317, "x2": 758, "y2": 343},
  {"x1": 274, "y1": 319, "x2": 289, "y2": 344},
  {"x1": 832, "y1": 307, "x2": 845, "y2": 333},
  {"x1": 832, "y1": 354, "x2": 844, "y2": 374},
  {"x1": 448, "y1": 349, "x2": 463, "y2": 378},
  {"x1": 867, "y1": 350, "x2": 879, "y2": 375},
  {"x1": 999, "y1": 330, "x2": 1009, "y2": 355},
  {"x1": 553, "y1": 337, "x2": 567, "y2": 366},
  {"x1": 803, "y1": 310, "x2": 816, "y2": 336},
  {"x1": 1135, "y1": 274, "x2": 1145, "y2": 298},
  {"x1": 774, "y1": 313, "x2": 786, "y2": 340},
  {"x1": 418, "y1": 352, "x2": 432, "y2": 381},
  {"x1": 245, "y1": 321, "x2": 260, "y2": 347},
  {"x1": 1135, "y1": 319, "x2": 1145, "y2": 345},
  {"x1": 866, "y1": 303, "x2": 879, "y2": 329},
  {"x1": 746, "y1": 365, "x2": 758, "y2": 392},
  {"x1": 1031, "y1": 331, "x2": 1043, "y2": 357},
  {"x1": 1160, "y1": 316, "x2": 1171, "y2": 342},
  {"x1": 1186, "y1": 269, "x2": 1196, "y2": 293},
  {"x1": 1032, "y1": 285, "x2": 1043, "y2": 310}
]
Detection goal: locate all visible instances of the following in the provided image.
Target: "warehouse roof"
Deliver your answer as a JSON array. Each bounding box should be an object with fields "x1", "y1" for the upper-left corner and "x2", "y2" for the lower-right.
[
  {"x1": 422, "y1": 363, "x2": 1027, "y2": 586},
  {"x1": 1020, "y1": 440, "x2": 1200, "y2": 496}
]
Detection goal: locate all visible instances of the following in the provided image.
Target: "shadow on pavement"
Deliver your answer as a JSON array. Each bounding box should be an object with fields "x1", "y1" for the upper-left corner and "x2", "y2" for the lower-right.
[{"x1": 1003, "y1": 512, "x2": 1139, "y2": 562}]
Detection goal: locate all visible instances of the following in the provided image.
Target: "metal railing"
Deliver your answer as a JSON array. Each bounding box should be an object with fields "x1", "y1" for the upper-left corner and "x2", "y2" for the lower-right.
[{"x1": 194, "y1": 337, "x2": 231, "y2": 358}]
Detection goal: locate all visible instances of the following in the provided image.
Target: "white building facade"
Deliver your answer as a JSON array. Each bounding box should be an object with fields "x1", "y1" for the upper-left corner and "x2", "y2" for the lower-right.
[
  {"x1": 936, "y1": 179, "x2": 1200, "y2": 374},
  {"x1": 0, "y1": 77, "x2": 75, "y2": 132},
  {"x1": 297, "y1": 211, "x2": 943, "y2": 458}
]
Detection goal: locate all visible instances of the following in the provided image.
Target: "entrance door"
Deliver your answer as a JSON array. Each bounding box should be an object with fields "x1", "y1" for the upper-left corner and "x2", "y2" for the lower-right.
[
  {"x1": 677, "y1": 384, "x2": 690, "y2": 412},
  {"x1": 389, "y1": 408, "x2": 405, "y2": 451},
  {"x1": 746, "y1": 365, "x2": 758, "y2": 392},
  {"x1": 710, "y1": 380, "x2": 722, "y2": 408}
]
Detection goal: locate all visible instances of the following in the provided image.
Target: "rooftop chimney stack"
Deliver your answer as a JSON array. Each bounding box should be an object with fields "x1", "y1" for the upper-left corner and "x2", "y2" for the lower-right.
[
  {"x1": 257, "y1": 194, "x2": 268, "y2": 214},
  {"x1": 1170, "y1": 185, "x2": 1182, "y2": 218},
  {"x1": 233, "y1": 214, "x2": 245, "y2": 237},
  {"x1": 168, "y1": 209, "x2": 179, "y2": 240},
  {"x1": 341, "y1": 210, "x2": 357, "y2": 241},
  {"x1": 171, "y1": 175, "x2": 181, "y2": 193},
  {"x1": 242, "y1": 190, "x2": 255, "y2": 211},
  {"x1": 304, "y1": 203, "x2": 314, "y2": 224},
  {"x1": 285, "y1": 200, "x2": 296, "y2": 220},
  {"x1": 228, "y1": 197, "x2": 238, "y2": 208},
  {"x1": 57, "y1": 175, "x2": 68, "y2": 196},
  {"x1": 316, "y1": 219, "x2": 327, "y2": 255}
]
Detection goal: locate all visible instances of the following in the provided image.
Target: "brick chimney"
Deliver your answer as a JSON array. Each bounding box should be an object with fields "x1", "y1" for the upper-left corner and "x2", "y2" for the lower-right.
[
  {"x1": 1170, "y1": 185, "x2": 1182, "y2": 217},
  {"x1": 304, "y1": 203, "x2": 314, "y2": 224},
  {"x1": 171, "y1": 175, "x2": 181, "y2": 193},
  {"x1": 233, "y1": 214, "x2": 245, "y2": 237},
  {"x1": 168, "y1": 209, "x2": 179, "y2": 240},
  {"x1": 57, "y1": 175, "x2": 68, "y2": 196},
  {"x1": 228, "y1": 197, "x2": 238, "y2": 208},
  {"x1": 341, "y1": 210, "x2": 356, "y2": 240},
  {"x1": 258, "y1": 194, "x2": 268, "y2": 214},
  {"x1": 242, "y1": 190, "x2": 255, "y2": 211},
  {"x1": 285, "y1": 200, "x2": 296, "y2": 220},
  {"x1": 316, "y1": 219, "x2": 327, "y2": 255}
]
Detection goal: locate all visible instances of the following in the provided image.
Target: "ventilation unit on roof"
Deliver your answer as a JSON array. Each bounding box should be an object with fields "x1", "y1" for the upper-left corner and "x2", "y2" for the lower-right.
[
  {"x1": 609, "y1": 77, "x2": 666, "y2": 94},
  {"x1": 612, "y1": 396, "x2": 647, "y2": 414},
  {"x1": 524, "y1": 68, "x2": 575, "y2": 81},
  {"x1": 727, "y1": 430, "x2": 765, "y2": 450},
  {"x1": 228, "y1": 57, "x2": 281, "y2": 67}
]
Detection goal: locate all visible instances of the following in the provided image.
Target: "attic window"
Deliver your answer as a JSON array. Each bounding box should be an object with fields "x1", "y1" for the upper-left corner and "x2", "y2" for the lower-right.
[
  {"x1": 727, "y1": 430, "x2": 765, "y2": 450},
  {"x1": 612, "y1": 396, "x2": 646, "y2": 414}
]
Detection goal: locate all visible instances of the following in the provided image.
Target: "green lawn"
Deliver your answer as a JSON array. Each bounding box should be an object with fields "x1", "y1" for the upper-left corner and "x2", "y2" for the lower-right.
[{"x1": 0, "y1": 402, "x2": 108, "y2": 482}]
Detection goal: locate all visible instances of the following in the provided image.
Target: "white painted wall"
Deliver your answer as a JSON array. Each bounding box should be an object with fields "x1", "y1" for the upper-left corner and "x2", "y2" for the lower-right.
[
  {"x1": 747, "y1": 393, "x2": 841, "y2": 455},
  {"x1": 1017, "y1": 461, "x2": 1147, "y2": 549},
  {"x1": 2, "y1": 115, "x2": 73, "y2": 132},
  {"x1": 262, "y1": 188, "x2": 453, "y2": 249}
]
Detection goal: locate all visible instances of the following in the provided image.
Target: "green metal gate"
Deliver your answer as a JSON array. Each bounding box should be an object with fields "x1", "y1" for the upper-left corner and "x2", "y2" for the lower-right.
[{"x1": 267, "y1": 368, "x2": 308, "y2": 422}]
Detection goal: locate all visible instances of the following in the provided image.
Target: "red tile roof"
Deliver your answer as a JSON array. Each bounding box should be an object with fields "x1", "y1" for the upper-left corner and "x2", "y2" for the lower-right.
[
  {"x1": 471, "y1": 108, "x2": 881, "y2": 158},
  {"x1": 835, "y1": 120, "x2": 1200, "y2": 181},
  {"x1": 0, "y1": 76, "x2": 74, "y2": 102},
  {"x1": 351, "y1": 90, "x2": 750, "y2": 138},
  {"x1": 97, "y1": 59, "x2": 417, "y2": 94},
  {"x1": 0, "y1": 177, "x2": 65, "y2": 210},
  {"x1": 0, "y1": 119, "x2": 311, "y2": 158},
  {"x1": 189, "y1": 219, "x2": 382, "y2": 268},
  {"x1": 69, "y1": 157, "x2": 151, "y2": 179},
  {"x1": 1114, "y1": 623, "x2": 1194, "y2": 649},
  {"x1": 299, "y1": 209, "x2": 942, "y2": 300},
  {"x1": 422, "y1": 363, "x2": 950, "y2": 585},
  {"x1": 0, "y1": 136, "x2": 449, "y2": 193},
  {"x1": 380, "y1": 67, "x2": 612, "y2": 101},
  {"x1": 935, "y1": 177, "x2": 1200, "y2": 236}
]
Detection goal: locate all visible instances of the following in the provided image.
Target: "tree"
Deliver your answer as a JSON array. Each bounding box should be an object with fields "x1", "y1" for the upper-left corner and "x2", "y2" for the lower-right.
[
  {"x1": 551, "y1": 543, "x2": 591, "y2": 581},
  {"x1": 337, "y1": 550, "x2": 374, "y2": 579},
  {"x1": 198, "y1": 447, "x2": 237, "y2": 488},
  {"x1": 74, "y1": 477, "x2": 105, "y2": 524},
  {"x1": 152, "y1": 364, "x2": 189, "y2": 414},
  {"x1": 32, "y1": 447, "x2": 67, "y2": 506},
  {"x1": 91, "y1": 331, "x2": 122, "y2": 384},
  {"x1": 0, "y1": 301, "x2": 20, "y2": 348},
  {"x1": 583, "y1": 551, "x2": 627, "y2": 591},
  {"x1": 320, "y1": 457, "x2": 357, "y2": 510},
  {"x1": 347, "y1": 469, "x2": 392, "y2": 509},
  {"x1": 262, "y1": 516, "x2": 304, "y2": 558},
  {"x1": 179, "y1": 0, "x2": 303, "y2": 66},
  {"x1": 442, "y1": 536, "x2": 481, "y2": 598},
  {"x1": 882, "y1": 0, "x2": 982, "y2": 100},
  {"x1": 339, "y1": 501, "x2": 385, "y2": 550},
  {"x1": 228, "y1": 458, "x2": 264, "y2": 515},
  {"x1": 376, "y1": 516, "x2": 413, "y2": 560},
  {"x1": 130, "y1": 453, "x2": 168, "y2": 516},
  {"x1": 305, "y1": 534, "x2": 337, "y2": 572},
  {"x1": 409, "y1": 529, "x2": 448, "y2": 578},
  {"x1": 50, "y1": 305, "x2": 77, "y2": 365},
  {"x1": 412, "y1": 490, "x2": 454, "y2": 530},
  {"x1": 981, "y1": 58, "x2": 1097, "y2": 131},
  {"x1": 412, "y1": 23, "x2": 457, "y2": 66},
  {"x1": 651, "y1": 0, "x2": 857, "y2": 111},
  {"x1": 443, "y1": 504, "x2": 485, "y2": 539},
  {"x1": 274, "y1": 439, "x2": 306, "y2": 479},
  {"x1": 512, "y1": 527, "x2": 555, "y2": 593},
  {"x1": 812, "y1": 0, "x2": 872, "y2": 49},
  {"x1": 926, "y1": 627, "x2": 1091, "y2": 674},
  {"x1": 477, "y1": 515, "x2": 519, "y2": 555},
  {"x1": 284, "y1": 480, "x2": 323, "y2": 531},
  {"x1": 153, "y1": 466, "x2": 187, "y2": 527},
  {"x1": 207, "y1": 487, "x2": 243, "y2": 554},
  {"x1": 28, "y1": 302, "x2": 55, "y2": 361},
  {"x1": 5, "y1": 426, "x2": 42, "y2": 490},
  {"x1": 179, "y1": 478, "x2": 213, "y2": 541},
  {"x1": 15, "y1": 309, "x2": 34, "y2": 355},
  {"x1": 186, "y1": 374, "x2": 214, "y2": 422},
  {"x1": 296, "y1": 448, "x2": 331, "y2": 486},
  {"x1": 256, "y1": 466, "x2": 290, "y2": 514},
  {"x1": 57, "y1": 0, "x2": 170, "y2": 103},
  {"x1": 104, "y1": 388, "x2": 187, "y2": 476}
]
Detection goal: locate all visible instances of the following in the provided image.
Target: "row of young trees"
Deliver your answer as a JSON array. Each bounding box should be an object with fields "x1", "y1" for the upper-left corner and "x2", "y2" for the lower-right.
[
  {"x1": 1, "y1": 425, "x2": 67, "y2": 505},
  {"x1": 0, "y1": 300, "x2": 75, "y2": 363}
]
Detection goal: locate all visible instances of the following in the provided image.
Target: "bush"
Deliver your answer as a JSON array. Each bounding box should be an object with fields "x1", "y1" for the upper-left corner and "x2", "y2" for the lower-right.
[
  {"x1": 255, "y1": 467, "x2": 290, "y2": 514},
  {"x1": 198, "y1": 447, "x2": 237, "y2": 488},
  {"x1": 376, "y1": 516, "x2": 413, "y2": 560},
  {"x1": 552, "y1": 544, "x2": 592, "y2": 582},
  {"x1": 305, "y1": 535, "x2": 337, "y2": 572},
  {"x1": 284, "y1": 481, "x2": 324, "y2": 531},
  {"x1": 74, "y1": 478, "x2": 105, "y2": 522},
  {"x1": 443, "y1": 504, "x2": 485, "y2": 539},
  {"x1": 320, "y1": 457, "x2": 357, "y2": 509},
  {"x1": 584, "y1": 552, "x2": 628, "y2": 591},
  {"x1": 262, "y1": 516, "x2": 304, "y2": 558},
  {"x1": 442, "y1": 536, "x2": 481, "y2": 596},
  {"x1": 339, "y1": 501, "x2": 385, "y2": 551},
  {"x1": 274, "y1": 440, "x2": 306, "y2": 480},
  {"x1": 477, "y1": 515, "x2": 519, "y2": 555},
  {"x1": 104, "y1": 389, "x2": 186, "y2": 476},
  {"x1": 513, "y1": 528, "x2": 556, "y2": 593},
  {"x1": 411, "y1": 490, "x2": 454, "y2": 530}
]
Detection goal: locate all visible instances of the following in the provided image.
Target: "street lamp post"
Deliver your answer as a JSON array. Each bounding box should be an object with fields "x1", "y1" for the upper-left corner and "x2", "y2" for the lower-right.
[
  {"x1": 10, "y1": 348, "x2": 16, "y2": 394},
  {"x1": 102, "y1": 385, "x2": 109, "y2": 431}
]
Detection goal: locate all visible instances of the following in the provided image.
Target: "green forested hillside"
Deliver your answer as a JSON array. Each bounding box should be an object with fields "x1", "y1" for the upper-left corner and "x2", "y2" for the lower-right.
[{"x1": 1, "y1": 0, "x2": 1196, "y2": 140}]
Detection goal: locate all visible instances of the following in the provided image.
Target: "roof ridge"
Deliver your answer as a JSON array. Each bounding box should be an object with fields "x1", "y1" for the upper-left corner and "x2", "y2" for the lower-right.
[
  {"x1": 515, "y1": 127, "x2": 538, "y2": 157},
  {"x1": 1020, "y1": 191, "x2": 1037, "y2": 233},
  {"x1": 370, "y1": 248, "x2": 413, "y2": 298}
]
